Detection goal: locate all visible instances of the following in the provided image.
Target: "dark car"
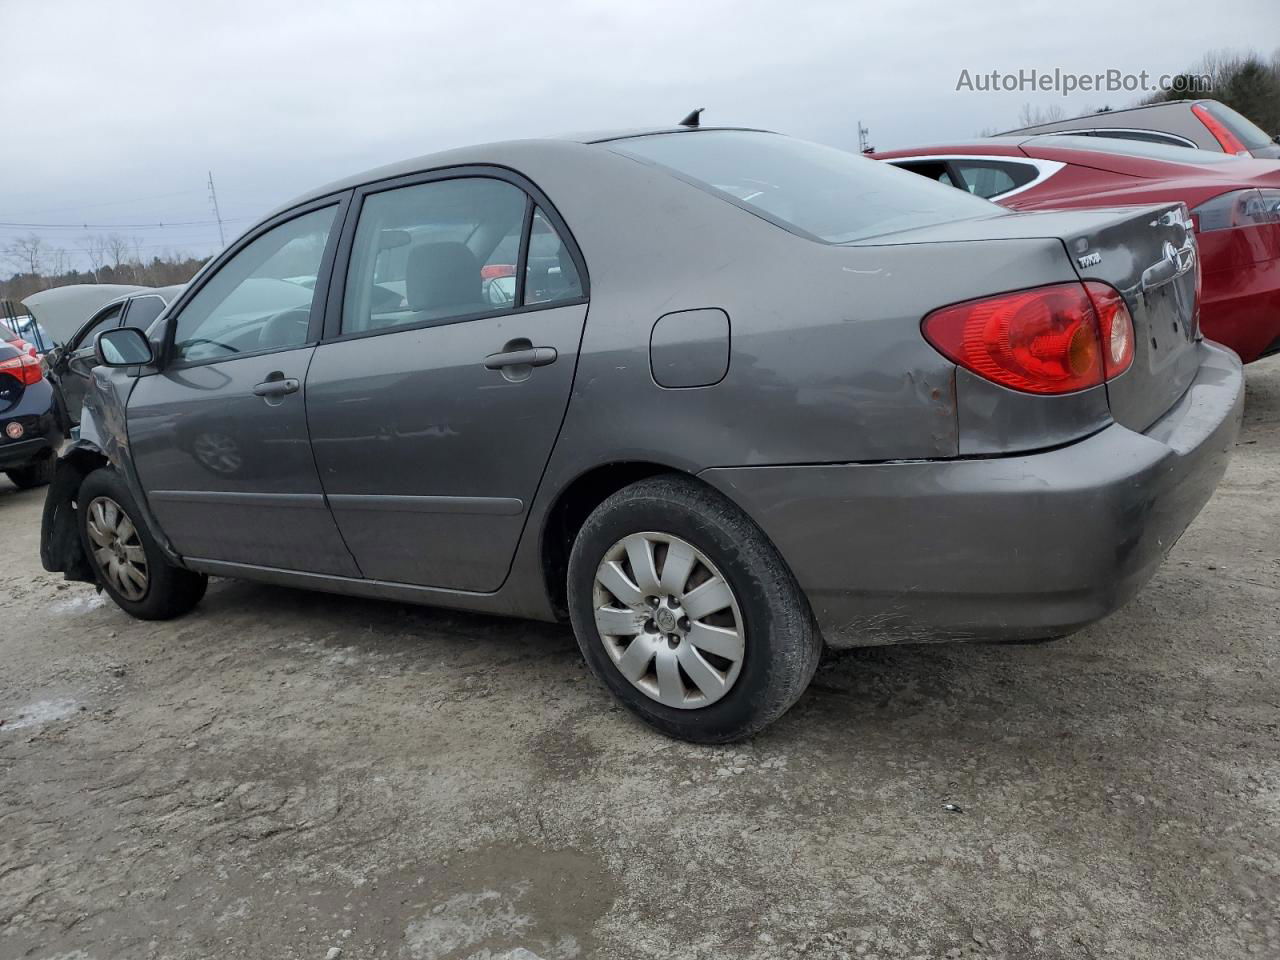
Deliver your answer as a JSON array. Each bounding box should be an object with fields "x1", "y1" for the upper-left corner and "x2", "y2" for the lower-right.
[
  {"x1": 874, "y1": 135, "x2": 1280, "y2": 361},
  {"x1": 44, "y1": 285, "x2": 182, "y2": 427},
  {"x1": 0, "y1": 339, "x2": 64, "y2": 488},
  {"x1": 42, "y1": 126, "x2": 1243, "y2": 742},
  {"x1": 999, "y1": 99, "x2": 1280, "y2": 160}
]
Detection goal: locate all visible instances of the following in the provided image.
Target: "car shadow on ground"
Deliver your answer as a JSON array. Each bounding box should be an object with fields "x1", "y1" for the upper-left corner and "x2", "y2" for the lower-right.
[{"x1": 188, "y1": 572, "x2": 1146, "y2": 753}]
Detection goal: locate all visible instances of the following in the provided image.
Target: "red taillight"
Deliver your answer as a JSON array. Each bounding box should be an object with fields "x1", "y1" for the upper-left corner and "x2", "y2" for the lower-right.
[
  {"x1": 1191, "y1": 103, "x2": 1249, "y2": 156},
  {"x1": 3, "y1": 337, "x2": 37, "y2": 359},
  {"x1": 922, "y1": 281, "x2": 1133, "y2": 395},
  {"x1": 1085, "y1": 282, "x2": 1135, "y2": 380},
  {"x1": 481, "y1": 263, "x2": 515, "y2": 280},
  {"x1": 0, "y1": 353, "x2": 44, "y2": 386}
]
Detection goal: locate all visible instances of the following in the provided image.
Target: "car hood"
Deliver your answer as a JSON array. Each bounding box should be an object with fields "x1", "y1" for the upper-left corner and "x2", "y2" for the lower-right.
[{"x1": 21, "y1": 284, "x2": 152, "y2": 345}]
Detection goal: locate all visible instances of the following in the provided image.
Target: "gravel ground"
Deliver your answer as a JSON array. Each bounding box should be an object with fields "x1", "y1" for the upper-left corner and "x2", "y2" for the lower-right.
[{"x1": 2, "y1": 358, "x2": 1278, "y2": 960}]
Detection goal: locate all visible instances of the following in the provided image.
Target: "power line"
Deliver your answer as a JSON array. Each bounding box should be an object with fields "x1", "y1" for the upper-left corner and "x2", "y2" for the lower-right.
[
  {"x1": 0, "y1": 188, "x2": 207, "y2": 218},
  {"x1": 0, "y1": 216, "x2": 249, "y2": 230}
]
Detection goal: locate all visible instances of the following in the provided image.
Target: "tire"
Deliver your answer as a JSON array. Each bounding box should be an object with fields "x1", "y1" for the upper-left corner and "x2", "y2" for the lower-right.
[
  {"x1": 6, "y1": 456, "x2": 54, "y2": 489},
  {"x1": 567, "y1": 474, "x2": 821, "y2": 743},
  {"x1": 76, "y1": 468, "x2": 208, "y2": 620}
]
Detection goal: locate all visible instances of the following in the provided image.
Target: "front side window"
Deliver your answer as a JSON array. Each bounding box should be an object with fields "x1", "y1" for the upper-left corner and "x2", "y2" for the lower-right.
[
  {"x1": 122, "y1": 295, "x2": 167, "y2": 333},
  {"x1": 343, "y1": 178, "x2": 528, "y2": 334},
  {"x1": 171, "y1": 206, "x2": 337, "y2": 363},
  {"x1": 72, "y1": 303, "x2": 123, "y2": 351},
  {"x1": 612, "y1": 130, "x2": 997, "y2": 243}
]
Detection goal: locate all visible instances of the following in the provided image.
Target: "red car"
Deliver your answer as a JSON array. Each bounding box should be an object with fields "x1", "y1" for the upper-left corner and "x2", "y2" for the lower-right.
[{"x1": 875, "y1": 135, "x2": 1280, "y2": 362}]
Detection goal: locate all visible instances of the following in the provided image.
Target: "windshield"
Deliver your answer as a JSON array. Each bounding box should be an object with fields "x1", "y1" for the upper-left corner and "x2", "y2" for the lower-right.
[{"x1": 610, "y1": 130, "x2": 998, "y2": 243}]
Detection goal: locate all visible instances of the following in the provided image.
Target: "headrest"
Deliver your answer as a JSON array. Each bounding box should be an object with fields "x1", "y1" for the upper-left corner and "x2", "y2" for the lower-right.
[{"x1": 405, "y1": 242, "x2": 481, "y2": 312}]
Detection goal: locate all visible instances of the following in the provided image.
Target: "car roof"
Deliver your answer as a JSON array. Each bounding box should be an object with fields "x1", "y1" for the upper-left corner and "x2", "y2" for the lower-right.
[
  {"x1": 272, "y1": 126, "x2": 773, "y2": 216},
  {"x1": 998, "y1": 100, "x2": 1197, "y2": 135}
]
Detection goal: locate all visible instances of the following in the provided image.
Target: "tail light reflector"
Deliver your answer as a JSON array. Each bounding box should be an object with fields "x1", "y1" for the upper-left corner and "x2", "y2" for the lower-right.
[
  {"x1": 0, "y1": 353, "x2": 44, "y2": 386},
  {"x1": 1191, "y1": 103, "x2": 1250, "y2": 156},
  {"x1": 922, "y1": 281, "x2": 1133, "y2": 395}
]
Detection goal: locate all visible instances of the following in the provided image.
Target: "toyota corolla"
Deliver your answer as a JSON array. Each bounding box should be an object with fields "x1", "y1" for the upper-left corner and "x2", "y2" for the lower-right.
[{"x1": 41, "y1": 125, "x2": 1243, "y2": 742}]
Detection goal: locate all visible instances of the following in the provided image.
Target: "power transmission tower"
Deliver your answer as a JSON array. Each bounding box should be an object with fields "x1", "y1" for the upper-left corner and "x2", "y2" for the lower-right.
[
  {"x1": 207, "y1": 171, "x2": 226, "y2": 248},
  {"x1": 857, "y1": 122, "x2": 874, "y2": 154}
]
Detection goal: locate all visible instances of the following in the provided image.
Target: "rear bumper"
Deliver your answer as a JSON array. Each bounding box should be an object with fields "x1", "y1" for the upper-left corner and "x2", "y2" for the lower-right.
[
  {"x1": 701, "y1": 342, "x2": 1244, "y2": 646},
  {"x1": 0, "y1": 435, "x2": 56, "y2": 470}
]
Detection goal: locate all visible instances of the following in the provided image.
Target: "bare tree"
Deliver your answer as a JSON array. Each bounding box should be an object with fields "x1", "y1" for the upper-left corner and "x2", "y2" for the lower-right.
[
  {"x1": 104, "y1": 234, "x2": 131, "y2": 272},
  {"x1": 3, "y1": 233, "x2": 46, "y2": 279},
  {"x1": 79, "y1": 235, "x2": 108, "y2": 283},
  {"x1": 1017, "y1": 102, "x2": 1066, "y2": 128},
  {"x1": 47, "y1": 246, "x2": 70, "y2": 279}
]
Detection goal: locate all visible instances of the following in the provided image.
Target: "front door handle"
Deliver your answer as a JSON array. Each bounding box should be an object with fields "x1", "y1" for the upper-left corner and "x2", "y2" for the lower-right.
[
  {"x1": 252, "y1": 374, "x2": 300, "y2": 398},
  {"x1": 483, "y1": 346, "x2": 557, "y2": 370}
]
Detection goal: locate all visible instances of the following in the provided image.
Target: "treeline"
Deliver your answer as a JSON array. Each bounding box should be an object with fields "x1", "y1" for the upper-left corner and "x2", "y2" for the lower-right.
[
  {"x1": 1143, "y1": 49, "x2": 1280, "y2": 135},
  {"x1": 1, "y1": 232, "x2": 210, "y2": 303},
  {"x1": 998, "y1": 48, "x2": 1280, "y2": 136}
]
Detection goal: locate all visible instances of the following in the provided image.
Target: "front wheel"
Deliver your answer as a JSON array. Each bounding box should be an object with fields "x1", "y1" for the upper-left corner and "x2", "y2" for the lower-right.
[
  {"x1": 77, "y1": 468, "x2": 208, "y2": 620},
  {"x1": 567, "y1": 475, "x2": 821, "y2": 743}
]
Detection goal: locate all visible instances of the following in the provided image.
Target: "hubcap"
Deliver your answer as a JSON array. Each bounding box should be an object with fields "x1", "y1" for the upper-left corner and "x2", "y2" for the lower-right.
[
  {"x1": 592, "y1": 532, "x2": 745, "y2": 709},
  {"x1": 86, "y1": 496, "x2": 149, "y2": 602}
]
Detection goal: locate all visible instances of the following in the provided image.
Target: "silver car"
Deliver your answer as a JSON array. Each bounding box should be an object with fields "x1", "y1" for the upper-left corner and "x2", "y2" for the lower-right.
[{"x1": 41, "y1": 126, "x2": 1243, "y2": 742}]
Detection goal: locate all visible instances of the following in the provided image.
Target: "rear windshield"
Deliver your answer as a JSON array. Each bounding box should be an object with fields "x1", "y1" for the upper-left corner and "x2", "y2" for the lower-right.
[
  {"x1": 1199, "y1": 101, "x2": 1273, "y2": 151},
  {"x1": 610, "y1": 130, "x2": 998, "y2": 243},
  {"x1": 1029, "y1": 134, "x2": 1241, "y2": 165}
]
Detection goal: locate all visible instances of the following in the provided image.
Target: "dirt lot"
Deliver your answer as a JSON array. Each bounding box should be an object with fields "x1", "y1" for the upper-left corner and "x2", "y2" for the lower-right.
[{"x1": 1, "y1": 360, "x2": 1278, "y2": 960}]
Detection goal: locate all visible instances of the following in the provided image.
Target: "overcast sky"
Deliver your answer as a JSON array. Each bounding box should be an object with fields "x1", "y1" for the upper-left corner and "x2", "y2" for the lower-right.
[{"x1": 0, "y1": 0, "x2": 1273, "y2": 270}]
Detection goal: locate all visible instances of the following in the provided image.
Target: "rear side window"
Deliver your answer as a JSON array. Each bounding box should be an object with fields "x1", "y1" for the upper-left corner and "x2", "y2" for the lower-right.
[
  {"x1": 122, "y1": 295, "x2": 167, "y2": 333},
  {"x1": 611, "y1": 130, "x2": 997, "y2": 243},
  {"x1": 525, "y1": 208, "x2": 582, "y2": 305},
  {"x1": 892, "y1": 160, "x2": 954, "y2": 187},
  {"x1": 950, "y1": 160, "x2": 1038, "y2": 199},
  {"x1": 343, "y1": 178, "x2": 528, "y2": 334},
  {"x1": 1091, "y1": 129, "x2": 1194, "y2": 148}
]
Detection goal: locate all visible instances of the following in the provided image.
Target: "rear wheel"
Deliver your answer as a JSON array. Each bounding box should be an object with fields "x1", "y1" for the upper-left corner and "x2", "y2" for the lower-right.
[
  {"x1": 6, "y1": 456, "x2": 54, "y2": 489},
  {"x1": 77, "y1": 468, "x2": 207, "y2": 620},
  {"x1": 567, "y1": 475, "x2": 821, "y2": 743}
]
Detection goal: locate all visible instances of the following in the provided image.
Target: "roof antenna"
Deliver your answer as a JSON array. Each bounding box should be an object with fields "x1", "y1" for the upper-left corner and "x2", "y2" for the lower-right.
[{"x1": 679, "y1": 107, "x2": 705, "y2": 128}]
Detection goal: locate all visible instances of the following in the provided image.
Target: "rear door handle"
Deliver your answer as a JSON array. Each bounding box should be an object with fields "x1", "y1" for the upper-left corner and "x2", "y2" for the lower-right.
[
  {"x1": 252, "y1": 375, "x2": 300, "y2": 397},
  {"x1": 483, "y1": 346, "x2": 558, "y2": 370}
]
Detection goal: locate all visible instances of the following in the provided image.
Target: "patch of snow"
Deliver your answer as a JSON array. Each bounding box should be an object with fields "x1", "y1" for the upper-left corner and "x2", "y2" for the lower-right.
[
  {"x1": 401, "y1": 888, "x2": 532, "y2": 959},
  {"x1": 50, "y1": 593, "x2": 106, "y2": 615},
  {"x1": 2, "y1": 698, "x2": 79, "y2": 732}
]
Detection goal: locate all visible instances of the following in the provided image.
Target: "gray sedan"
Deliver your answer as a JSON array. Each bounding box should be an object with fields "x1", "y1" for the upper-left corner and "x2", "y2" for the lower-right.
[{"x1": 41, "y1": 125, "x2": 1243, "y2": 742}]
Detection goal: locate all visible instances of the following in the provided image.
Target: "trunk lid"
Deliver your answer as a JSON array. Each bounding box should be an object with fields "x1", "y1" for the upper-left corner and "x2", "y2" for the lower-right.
[
  {"x1": 1066, "y1": 202, "x2": 1200, "y2": 431},
  {"x1": 850, "y1": 202, "x2": 1201, "y2": 432}
]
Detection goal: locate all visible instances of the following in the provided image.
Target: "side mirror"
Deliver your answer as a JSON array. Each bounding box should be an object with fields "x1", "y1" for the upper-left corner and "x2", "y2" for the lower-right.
[{"x1": 95, "y1": 327, "x2": 154, "y2": 367}]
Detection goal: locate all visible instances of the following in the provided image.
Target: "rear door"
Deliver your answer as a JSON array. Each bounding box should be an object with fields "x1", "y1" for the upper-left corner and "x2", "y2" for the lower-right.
[
  {"x1": 127, "y1": 198, "x2": 360, "y2": 575},
  {"x1": 305, "y1": 170, "x2": 589, "y2": 592}
]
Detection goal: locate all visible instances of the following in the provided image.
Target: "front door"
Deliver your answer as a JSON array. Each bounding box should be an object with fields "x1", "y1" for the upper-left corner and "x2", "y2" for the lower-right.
[
  {"x1": 128, "y1": 201, "x2": 359, "y2": 576},
  {"x1": 305, "y1": 174, "x2": 589, "y2": 591}
]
